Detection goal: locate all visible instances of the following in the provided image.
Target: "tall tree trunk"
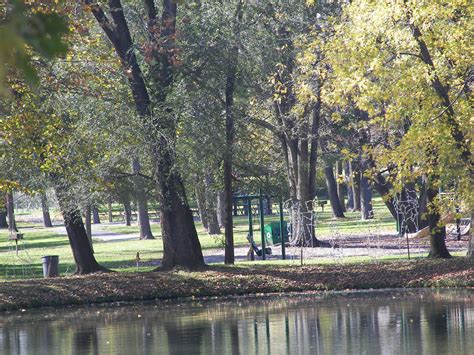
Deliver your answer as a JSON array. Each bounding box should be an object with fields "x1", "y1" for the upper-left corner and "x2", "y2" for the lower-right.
[
  {"x1": 41, "y1": 193, "x2": 53, "y2": 227},
  {"x1": 223, "y1": 68, "x2": 235, "y2": 264},
  {"x1": 54, "y1": 184, "x2": 107, "y2": 274},
  {"x1": 108, "y1": 196, "x2": 113, "y2": 223},
  {"x1": 84, "y1": 204, "x2": 94, "y2": 253},
  {"x1": 92, "y1": 205, "x2": 100, "y2": 224},
  {"x1": 6, "y1": 191, "x2": 17, "y2": 233},
  {"x1": 426, "y1": 187, "x2": 451, "y2": 258},
  {"x1": 223, "y1": 0, "x2": 243, "y2": 265},
  {"x1": 123, "y1": 200, "x2": 132, "y2": 226},
  {"x1": 345, "y1": 161, "x2": 355, "y2": 211},
  {"x1": 360, "y1": 176, "x2": 373, "y2": 220},
  {"x1": 351, "y1": 160, "x2": 361, "y2": 211},
  {"x1": 132, "y1": 157, "x2": 154, "y2": 240},
  {"x1": 336, "y1": 160, "x2": 346, "y2": 212},
  {"x1": 324, "y1": 163, "x2": 345, "y2": 218}
]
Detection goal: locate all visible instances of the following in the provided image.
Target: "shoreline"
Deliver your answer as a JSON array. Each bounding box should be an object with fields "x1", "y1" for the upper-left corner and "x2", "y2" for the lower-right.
[{"x1": 0, "y1": 257, "x2": 472, "y2": 312}]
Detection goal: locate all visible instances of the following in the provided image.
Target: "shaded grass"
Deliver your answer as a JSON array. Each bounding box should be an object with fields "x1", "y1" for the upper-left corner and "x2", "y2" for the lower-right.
[{"x1": 0, "y1": 197, "x2": 463, "y2": 282}]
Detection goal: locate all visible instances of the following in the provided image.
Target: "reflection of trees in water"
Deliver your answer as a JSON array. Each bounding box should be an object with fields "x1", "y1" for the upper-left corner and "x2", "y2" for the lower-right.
[
  {"x1": 72, "y1": 321, "x2": 99, "y2": 355},
  {"x1": 0, "y1": 290, "x2": 472, "y2": 354}
]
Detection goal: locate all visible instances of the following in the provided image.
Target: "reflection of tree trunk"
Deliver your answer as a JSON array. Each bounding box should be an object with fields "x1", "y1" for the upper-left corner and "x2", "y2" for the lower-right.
[
  {"x1": 324, "y1": 163, "x2": 345, "y2": 218},
  {"x1": 132, "y1": 157, "x2": 154, "y2": 240},
  {"x1": 108, "y1": 196, "x2": 113, "y2": 223},
  {"x1": 336, "y1": 161, "x2": 346, "y2": 212},
  {"x1": 426, "y1": 187, "x2": 451, "y2": 258},
  {"x1": 41, "y1": 194, "x2": 53, "y2": 227},
  {"x1": 229, "y1": 321, "x2": 240, "y2": 355},
  {"x1": 6, "y1": 191, "x2": 17, "y2": 233},
  {"x1": 345, "y1": 161, "x2": 354, "y2": 211},
  {"x1": 85, "y1": 205, "x2": 94, "y2": 253},
  {"x1": 360, "y1": 176, "x2": 373, "y2": 220},
  {"x1": 73, "y1": 324, "x2": 99, "y2": 355},
  {"x1": 123, "y1": 200, "x2": 132, "y2": 226},
  {"x1": 92, "y1": 205, "x2": 100, "y2": 224}
]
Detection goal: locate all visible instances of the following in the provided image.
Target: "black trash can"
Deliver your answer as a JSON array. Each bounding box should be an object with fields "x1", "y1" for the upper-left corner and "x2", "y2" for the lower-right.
[{"x1": 41, "y1": 255, "x2": 59, "y2": 278}]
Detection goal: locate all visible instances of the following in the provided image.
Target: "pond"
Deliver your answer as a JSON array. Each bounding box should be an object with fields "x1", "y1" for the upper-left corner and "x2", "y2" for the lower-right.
[{"x1": 0, "y1": 289, "x2": 472, "y2": 354}]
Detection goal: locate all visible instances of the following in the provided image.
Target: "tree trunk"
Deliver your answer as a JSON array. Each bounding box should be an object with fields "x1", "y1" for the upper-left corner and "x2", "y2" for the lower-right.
[
  {"x1": 195, "y1": 182, "x2": 209, "y2": 230},
  {"x1": 92, "y1": 205, "x2": 101, "y2": 224},
  {"x1": 371, "y1": 171, "x2": 397, "y2": 220},
  {"x1": 426, "y1": 187, "x2": 451, "y2": 258},
  {"x1": 336, "y1": 160, "x2": 346, "y2": 212},
  {"x1": 222, "y1": 1, "x2": 243, "y2": 265},
  {"x1": 41, "y1": 193, "x2": 53, "y2": 227},
  {"x1": 204, "y1": 172, "x2": 220, "y2": 235},
  {"x1": 6, "y1": 191, "x2": 17, "y2": 233},
  {"x1": 468, "y1": 213, "x2": 473, "y2": 258},
  {"x1": 157, "y1": 170, "x2": 204, "y2": 269},
  {"x1": 418, "y1": 180, "x2": 429, "y2": 229},
  {"x1": 217, "y1": 191, "x2": 225, "y2": 228},
  {"x1": 360, "y1": 175, "x2": 374, "y2": 220},
  {"x1": 132, "y1": 157, "x2": 154, "y2": 240},
  {"x1": 345, "y1": 161, "x2": 355, "y2": 211},
  {"x1": 351, "y1": 161, "x2": 361, "y2": 211},
  {"x1": 265, "y1": 197, "x2": 273, "y2": 215},
  {"x1": 324, "y1": 163, "x2": 345, "y2": 218},
  {"x1": 123, "y1": 200, "x2": 132, "y2": 226},
  {"x1": 84, "y1": 204, "x2": 94, "y2": 253},
  {"x1": 0, "y1": 210, "x2": 7, "y2": 228},
  {"x1": 108, "y1": 196, "x2": 113, "y2": 223},
  {"x1": 54, "y1": 185, "x2": 107, "y2": 274}
]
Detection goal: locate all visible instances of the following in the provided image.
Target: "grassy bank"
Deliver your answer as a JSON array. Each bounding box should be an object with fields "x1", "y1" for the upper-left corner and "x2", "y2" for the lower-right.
[{"x1": 0, "y1": 257, "x2": 472, "y2": 312}]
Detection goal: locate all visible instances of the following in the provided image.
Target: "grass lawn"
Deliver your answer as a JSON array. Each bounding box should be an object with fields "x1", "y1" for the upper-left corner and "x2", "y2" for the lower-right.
[{"x1": 0, "y1": 197, "x2": 466, "y2": 280}]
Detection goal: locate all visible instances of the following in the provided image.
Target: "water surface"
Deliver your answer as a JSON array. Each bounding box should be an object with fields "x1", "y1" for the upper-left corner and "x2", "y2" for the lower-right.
[{"x1": 1, "y1": 289, "x2": 472, "y2": 354}]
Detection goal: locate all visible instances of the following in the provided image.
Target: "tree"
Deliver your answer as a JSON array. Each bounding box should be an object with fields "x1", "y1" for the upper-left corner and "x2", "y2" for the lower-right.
[
  {"x1": 40, "y1": 193, "x2": 53, "y2": 227},
  {"x1": 0, "y1": 0, "x2": 68, "y2": 92},
  {"x1": 86, "y1": 0, "x2": 204, "y2": 269},
  {"x1": 329, "y1": 0, "x2": 473, "y2": 258}
]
